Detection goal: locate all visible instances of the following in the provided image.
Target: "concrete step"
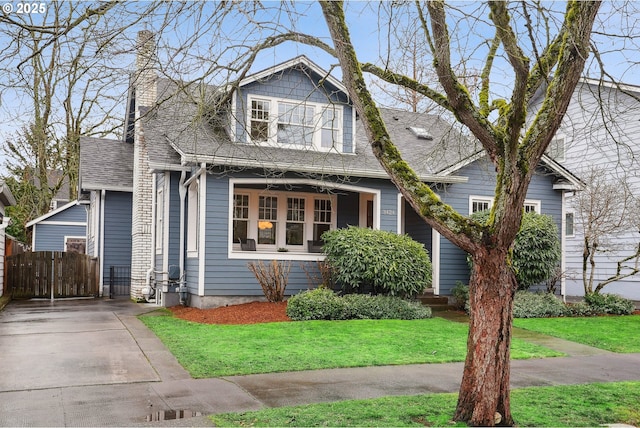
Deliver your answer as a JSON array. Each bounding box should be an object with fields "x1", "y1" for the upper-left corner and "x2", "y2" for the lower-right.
[{"x1": 417, "y1": 294, "x2": 455, "y2": 312}]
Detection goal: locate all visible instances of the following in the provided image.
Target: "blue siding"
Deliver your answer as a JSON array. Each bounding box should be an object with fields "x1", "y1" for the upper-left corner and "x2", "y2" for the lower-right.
[
  {"x1": 235, "y1": 67, "x2": 354, "y2": 152},
  {"x1": 102, "y1": 191, "x2": 132, "y2": 285},
  {"x1": 437, "y1": 157, "x2": 563, "y2": 294},
  {"x1": 34, "y1": 224, "x2": 86, "y2": 252},
  {"x1": 168, "y1": 172, "x2": 182, "y2": 269},
  {"x1": 194, "y1": 170, "x2": 401, "y2": 297},
  {"x1": 32, "y1": 204, "x2": 87, "y2": 251}
]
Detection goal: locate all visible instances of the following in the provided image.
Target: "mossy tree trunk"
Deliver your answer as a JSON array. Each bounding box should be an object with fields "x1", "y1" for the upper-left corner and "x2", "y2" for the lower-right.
[{"x1": 320, "y1": 1, "x2": 600, "y2": 425}]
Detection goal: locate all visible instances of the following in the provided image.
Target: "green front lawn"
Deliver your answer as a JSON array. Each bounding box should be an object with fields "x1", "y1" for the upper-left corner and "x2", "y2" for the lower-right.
[
  {"x1": 211, "y1": 381, "x2": 640, "y2": 427},
  {"x1": 514, "y1": 315, "x2": 640, "y2": 353},
  {"x1": 140, "y1": 311, "x2": 562, "y2": 377}
]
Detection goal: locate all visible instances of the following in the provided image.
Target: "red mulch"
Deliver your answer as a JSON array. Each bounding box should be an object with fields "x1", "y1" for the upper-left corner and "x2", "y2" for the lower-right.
[{"x1": 168, "y1": 301, "x2": 291, "y2": 325}]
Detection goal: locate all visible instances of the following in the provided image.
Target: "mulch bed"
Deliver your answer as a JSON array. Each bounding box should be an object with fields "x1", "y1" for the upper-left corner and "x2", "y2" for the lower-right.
[{"x1": 169, "y1": 301, "x2": 291, "y2": 325}]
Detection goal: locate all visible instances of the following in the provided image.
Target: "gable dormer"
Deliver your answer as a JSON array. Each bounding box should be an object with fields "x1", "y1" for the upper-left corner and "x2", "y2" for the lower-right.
[{"x1": 230, "y1": 56, "x2": 355, "y2": 154}]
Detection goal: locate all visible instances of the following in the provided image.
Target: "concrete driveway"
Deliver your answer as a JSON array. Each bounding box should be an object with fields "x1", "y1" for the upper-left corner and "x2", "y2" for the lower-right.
[{"x1": 0, "y1": 298, "x2": 260, "y2": 427}]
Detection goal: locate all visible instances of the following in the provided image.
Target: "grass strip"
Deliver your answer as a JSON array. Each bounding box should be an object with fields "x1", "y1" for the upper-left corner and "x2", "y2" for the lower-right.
[
  {"x1": 140, "y1": 311, "x2": 562, "y2": 377},
  {"x1": 514, "y1": 315, "x2": 640, "y2": 353},
  {"x1": 211, "y1": 381, "x2": 640, "y2": 427}
]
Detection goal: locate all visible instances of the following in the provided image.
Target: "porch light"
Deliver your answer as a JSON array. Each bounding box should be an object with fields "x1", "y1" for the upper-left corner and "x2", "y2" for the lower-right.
[{"x1": 258, "y1": 221, "x2": 273, "y2": 229}]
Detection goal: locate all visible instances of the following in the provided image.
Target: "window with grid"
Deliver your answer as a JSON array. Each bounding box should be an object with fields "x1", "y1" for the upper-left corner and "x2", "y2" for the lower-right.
[
  {"x1": 277, "y1": 102, "x2": 314, "y2": 145},
  {"x1": 314, "y1": 199, "x2": 332, "y2": 242},
  {"x1": 250, "y1": 99, "x2": 270, "y2": 142},
  {"x1": 286, "y1": 197, "x2": 305, "y2": 246},
  {"x1": 258, "y1": 196, "x2": 278, "y2": 245},
  {"x1": 233, "y1": 194, "x2": 249, "y2": 242},
  {"x1": 320, "y1": 107, "x2": 341, "y2": 149},
  {"x1": 471, "y1": 198, "x2": 491, "y2": 214}
]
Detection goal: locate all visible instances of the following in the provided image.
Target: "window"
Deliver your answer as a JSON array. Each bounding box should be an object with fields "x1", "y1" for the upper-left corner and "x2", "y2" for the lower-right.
[
  {"x1": 565, "y1": 212, "x2": 574, "y2": 237},
  {"x1": 250, "y1": 99, "x2": 270, "y2": 142},
  {"x1": 524, "y1": 201, "x2": 541, "y2": 213},
  {"x1": 232, "y1": 189, "x2": 336, "y2": 252},
  {"x1": 321, "y1": 107, "x2": 341, "y2": 149},
  {"x1": 278, "y1": 102, "x2": 314, "y2": 146},
  {"x1": 313, "y1": 199, "x2": 332, "y2": 241},
  {"x1": 233, "y1": 194, "x2": 249, "y2": 242},
  {"x1": 247, "y1": 95, "x2": 343, "y2": 151},
  {"x1": 65, "y1": 237, "x2": 86, "y2": 254},
  {"x1": 286, "y1": 197, "x2": 305, "y2": 245},
  {"x1": 258, "y1": 196, "x2": 278, "y2": 245},
  {"x1": 470, "y1": 196, "x2": 492, "y2": 214}
]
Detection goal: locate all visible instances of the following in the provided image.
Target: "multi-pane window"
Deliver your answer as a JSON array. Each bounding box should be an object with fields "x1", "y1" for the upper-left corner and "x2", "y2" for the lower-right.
[
  {"x1": 233, "y1": 189, "x2": 335, "y2": 251},
  {"x1": 313, "y1": 199, "x2": 332, "y2": 242},
  {"x1": 250, "y1": 99, "x2": 270, "y2": 142},
  {"x1": 233, "y1": 194, "x2": 249, "y2": 242},
  {"x1": 258, "y1": 196, "x2": 278, "y2": 245},
  {"x1": 565, "y1": 212, "x2": 575, "y2": 237},
  {"x1": 471, "y1": 198, "x2": 491, "y2": 214},
  {"x1": 247, "y1": 96, "x2": 344, "y2": 151},
  {"x1": 286, "y1": 197, "x2": 305, "y2": 245},
  {"x1": 278, "y1": 102, "x2": 314, "y2": 146},
  {"x1": 321, "y1": 107, "x2": 341, "y2": 149},
  {"x1": 524, "y1": 203, "x2": 539, "y2": 213}
]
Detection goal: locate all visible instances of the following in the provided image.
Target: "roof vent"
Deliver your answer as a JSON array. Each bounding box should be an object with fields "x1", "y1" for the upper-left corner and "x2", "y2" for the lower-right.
[{"x1": 408, "y1": 126, "x2": 433, "y2": 140}]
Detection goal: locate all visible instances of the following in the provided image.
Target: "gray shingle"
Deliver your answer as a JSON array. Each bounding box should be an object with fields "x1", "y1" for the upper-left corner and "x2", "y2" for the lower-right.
[{"x1": 79, "y1": 137, "x2": 134, "y2": 190}]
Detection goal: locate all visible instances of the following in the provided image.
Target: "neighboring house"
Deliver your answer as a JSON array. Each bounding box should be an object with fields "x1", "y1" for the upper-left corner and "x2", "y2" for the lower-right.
[
  {"x1": 26, "y1": 200, "x2": 88, "y2": 253},
  {"x1": 530, "y1": 79, "x2": 640, "y2": 300},
  {"x1": 0, "y1": 181, "x2": 16, "y2": 297},
  {"x1": 80, "y1": 31, "x2": 581, "y2": 307}
]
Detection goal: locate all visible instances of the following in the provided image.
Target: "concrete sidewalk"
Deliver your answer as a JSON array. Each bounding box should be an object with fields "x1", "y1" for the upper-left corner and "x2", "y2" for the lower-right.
[{"x1": 1, "y1": 298, "x2": 639, "y2": 427}]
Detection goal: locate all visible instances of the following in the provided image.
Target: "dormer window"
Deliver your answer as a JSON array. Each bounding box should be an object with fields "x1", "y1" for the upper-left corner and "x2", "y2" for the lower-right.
[{"x1": 247, "y1": 95, "x2": 343, "y2": 152}]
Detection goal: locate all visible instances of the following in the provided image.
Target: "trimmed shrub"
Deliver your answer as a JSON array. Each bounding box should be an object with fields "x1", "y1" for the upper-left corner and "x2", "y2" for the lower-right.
[
  {"x1": 322, "y1": 226, "x2": 432, "y2": 297},
  {"x1": 285, "y1": 288, "x2": 346, "y2": 320},
  {"x1": 341, "y1": 294, "x2": 432, "y2": 320},
  {"x1": 471, "y1": 211, "x2": 561, "y2": 290},
  {"x1": 513, "y1": 291, "x2": 568, "y2": 318},
  {"x1": 585, "y1": 293, "x2": 635, "y2": 315},
  {"x1": 286, "y1": 289, "x2": 432, "y2": 321},
  {"x1": 566, "y1": 301, "x2": 595, "y2": 317}
]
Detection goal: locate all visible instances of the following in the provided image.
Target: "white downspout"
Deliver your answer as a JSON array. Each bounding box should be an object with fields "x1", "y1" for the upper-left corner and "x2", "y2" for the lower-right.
[
  {"x1": 146, "y1": 172, "x2": 157, "y2": 303},
  {"x1": 99, "y1": 190, "x2": 106, "y2": 296},
  {"x1": 178, "y1": 171, "x2": 187, "y2": 304}
]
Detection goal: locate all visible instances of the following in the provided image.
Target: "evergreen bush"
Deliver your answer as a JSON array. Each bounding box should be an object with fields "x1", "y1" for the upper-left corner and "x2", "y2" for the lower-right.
[
  {"x1": 471, "y1": 211, "x2": 561, "y2": 290},
  {"x1": 321, "y1": 226, "x2": 432, "y2": 297},
  {"x1": 585, "y1": 293, "x2": 635, "y2": 315},
  {"x1": 513, "y1": 291, "x2": 568, "y2": 318},
  {"x1": 286, "y1": 289, "x2": 432, "y2": 321}
]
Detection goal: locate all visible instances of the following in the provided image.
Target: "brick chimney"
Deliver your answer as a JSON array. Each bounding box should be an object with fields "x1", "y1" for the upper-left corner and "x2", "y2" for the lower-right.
[
  {"x1": 130, "y1": 30, "x2": 157, "y2": 300},
  {"x1": 134, "y1": 29, "x2": 157, "y2": 107}
]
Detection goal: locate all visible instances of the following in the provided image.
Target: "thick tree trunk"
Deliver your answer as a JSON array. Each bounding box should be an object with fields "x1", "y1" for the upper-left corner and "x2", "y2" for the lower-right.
[{"x1": 454, "y1": 247, "x2": 518, "y2": 426}]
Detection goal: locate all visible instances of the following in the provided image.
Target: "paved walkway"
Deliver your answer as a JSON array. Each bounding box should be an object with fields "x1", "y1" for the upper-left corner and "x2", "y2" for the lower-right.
[{"x1": 0, "y1": 298, "x2": 639, "y2": 427}]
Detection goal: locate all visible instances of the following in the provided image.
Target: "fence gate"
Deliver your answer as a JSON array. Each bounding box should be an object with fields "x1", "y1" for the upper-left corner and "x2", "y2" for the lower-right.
[
  {"x1": 109, "y1": 265, "x2": 131, "y2": 298},
  {"x1": 6, "y1": 251, "x2": 100, "y2": 299}
]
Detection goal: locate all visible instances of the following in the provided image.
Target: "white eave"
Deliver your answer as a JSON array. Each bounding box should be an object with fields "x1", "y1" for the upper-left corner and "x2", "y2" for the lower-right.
[
  {"x1": 80, "y1": 183, "x2": 133, "y2": 193},
  {"x1": 26, "y1": 200, "x2": 83, "y2": 228}
]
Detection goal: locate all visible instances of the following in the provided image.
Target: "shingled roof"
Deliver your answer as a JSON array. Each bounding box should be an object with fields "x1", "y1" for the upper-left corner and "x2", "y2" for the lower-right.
[{"x1": 79, "y1": 137, "x2": 134, "y2": 191}]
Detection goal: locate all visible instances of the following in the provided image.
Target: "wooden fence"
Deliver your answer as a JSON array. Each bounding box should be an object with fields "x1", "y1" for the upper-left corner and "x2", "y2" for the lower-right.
[{"x1": 6, "y1": 251, "x2": 100, "y2": 298}]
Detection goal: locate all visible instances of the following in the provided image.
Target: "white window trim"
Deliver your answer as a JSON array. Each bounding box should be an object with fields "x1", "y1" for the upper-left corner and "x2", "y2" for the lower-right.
[
  {"x1": 564, "y1": 211, "x2": 575, "y2": 238},
  {"x1": 232, "y1": 188, "x2": 336, "y2": 252},
  {"x1": 245, "y1": 94, "x2": 344, "y2": 153},
  {"x1": 155, "y1": 186, "x2": 164, "y2": 253},
  {"x1": 469, "y1": 196, "x2": 542, "y2": 215},
  {"x1": 469, "y1": 195, "x2": 494, "y2": 214},
  {"x1": 228, "y1": 178, "x2": 380, "y2": 261}
]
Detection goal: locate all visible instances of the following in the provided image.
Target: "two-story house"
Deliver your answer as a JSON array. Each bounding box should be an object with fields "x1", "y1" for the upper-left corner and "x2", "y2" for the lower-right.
[{"x1": 79, "y1": 31, "x2": 581, "y2": 307}]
